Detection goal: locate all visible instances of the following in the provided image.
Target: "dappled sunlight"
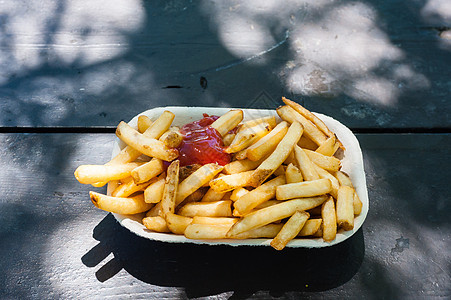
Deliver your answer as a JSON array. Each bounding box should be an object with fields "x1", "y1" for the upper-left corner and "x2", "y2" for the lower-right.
[
  {"x1": 421, "y1": 0, "x2": 451, "y2": 49},
  {"x1": 0, "y1": 0, "x2": 145, "y2": 75},
  {"x1": 203, "y1": 0, "x2": 431, "y2": 106},
  {"x1": 0, "y1": 0, "x2": 150, "y2": 126},
  {"x1": 421, "y1": 0, "x2": 451, "y2": 25}
]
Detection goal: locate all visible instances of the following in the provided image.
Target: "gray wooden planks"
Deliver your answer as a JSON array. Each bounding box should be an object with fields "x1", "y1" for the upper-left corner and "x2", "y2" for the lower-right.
[
  {"x1": 0, "y1": 0, "x2": 449, "y2": 128},
  {"x1": 0, "y1": 132, "x2": 449, "y2": 298}
]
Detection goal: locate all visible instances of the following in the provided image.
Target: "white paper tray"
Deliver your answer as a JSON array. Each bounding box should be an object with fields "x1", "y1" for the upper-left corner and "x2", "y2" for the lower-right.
[{"x1": 110, "y1": 106, "x2": 369, "y2": 248}]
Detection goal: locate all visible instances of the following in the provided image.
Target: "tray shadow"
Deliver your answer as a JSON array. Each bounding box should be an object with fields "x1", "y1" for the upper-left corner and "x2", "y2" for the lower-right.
[{"x1": 82, "y1": 213, "x2": 365, "y2": 298}]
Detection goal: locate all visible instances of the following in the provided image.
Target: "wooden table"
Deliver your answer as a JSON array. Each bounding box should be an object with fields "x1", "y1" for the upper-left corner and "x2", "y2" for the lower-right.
[{"x1": 1, "y1": 1, "x2": 450, "y2": 299}]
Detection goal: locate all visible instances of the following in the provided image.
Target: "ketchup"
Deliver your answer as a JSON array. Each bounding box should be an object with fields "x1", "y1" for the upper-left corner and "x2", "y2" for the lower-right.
[{"x1": 176, "y1": 114, "x2": 231, "y2": 167}]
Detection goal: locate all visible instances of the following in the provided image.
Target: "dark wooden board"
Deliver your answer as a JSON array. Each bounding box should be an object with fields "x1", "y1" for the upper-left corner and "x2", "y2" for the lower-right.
[
  {"x1": 1, "y1": 133, "x2": 449, "y2": 298},
  {"x1": 0, "y1": 0, "x2": 449, "y2": 128}
]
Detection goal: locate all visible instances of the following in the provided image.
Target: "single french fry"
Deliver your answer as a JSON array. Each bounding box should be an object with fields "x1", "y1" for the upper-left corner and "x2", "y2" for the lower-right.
[
  {"x1": 209, "y1": 170, "x2": 254, "y2": 193},
  {"x1": 222, "y1": 133, "x2": 236, "y2": 146},
  {"x1": 233, "y1": 224, "x2": 283, "y2": 239},
  {"x1": 227, "y1": 196, "x2": 328, "y2": 237},
  {"x1": 165, "y1": 213, "x2": 192, "y2": 235},
  {"x1": 161, "y1": 160, "x2": 180, "y2": 217},
  {"x1": 246, "y1": 121, "x2": 289, "y2": 161},
  {"x1": 234, "y1": 148, "x2": 248, "y2": 160},
  {"x1": 109, "y1": 111, "x2": 175, "y2": 165},
  {"x1": 238, "y1": 116, "x2": 277, "y2": 130},
  {"x1": 210, "y1": 110, "x2": 243, "y2": 137},
  {"x1": 298, "y1": 219, "x2": 322, "y2": 236},
  {"x1": 75, "y1": 162, "x2": 144, "y2": 184},
  {"x1": 298, "y1": 136, "x2": 318, "y2": 151},
  {"x1": 116, "y1": 121, "x2": 179, "y2": 161},
  {"x1": 277, "y1": 105, "x2": 327, "y2": 146},
  {"x1": 223, "y1": 158, "x2": 263, "y2": 174},
  {"x1": 315, "y1": 135, "x2": 337, "y2": 156},
  {"x1": 192, "y1": 216, "x2": 238, "y2": 226},
  {"x1": 312, "y1": 163, "x2": 339, "y2": 199},
  {"x1": 276, "y1": 178, "x2": 332, "y2": 200},
  {"x1": 90, "y1": 191, "x2": 153, "y2": 214},
  {"x1": 336, "y1": 186, "x2": 354, "y2": 230},
  {"x1": 179, "y1": 187, "x2": 208, "y2": 206},
  {"x1": 142, "y1": 216, "x2": 170, "y2": 232},
  {"x1": 282, "y1": 97, "x2": 344, "y2": 150},
  {"x1": 334, "y1": 170, "x2": 353, "y2": 187},
  {"x1": 234, "y1": 175, "x2": 286, "y2": 215},
  {"x1": 304, "y1": 149, "x2": 341, "y2": 172},
  {"x1": 137, "y1": 115, "x2": 153, "y2": 133},
  {"x1": 321, "y1": 197, "x2": 337, "y2": 242},
  {"x1": 176, "y1": 163, "x2": 224, "y2": 206},
  {"x1": 270, "y1": 211, "x2": 310, "y2": 250},
  {"x1": 201, "y1": 187, "x2": 227, "y2": 202},
  {"x1": 252, "y1": 200, "x2": 280, "y2": 211},
  {"x1": 225, "y1": 121, "x2": 273, "y2": 153},
  {"x1": 159, "y1": 129, "x2": 183, "y2": 148},
  {"x1": 230, "y1": 187, "x2": 249, "y2": 201},
  {"x1": 146, "y1": 202, "x2": 161, "y2": 217},
  {"x1": 234, "y1": 200, "x2": 280, "y2": 217},
  {"x1": 283, "y1": 97, "x2": 332, "y2": 139},
  {"x1": 293, "y1": 146, "x2": 320, "y2": 181},
  {"x1": 285, "y1": 163, "x2": 303, "y2": 183},
  {"x1": 248, "y1": 121, "x2": 303, "y2": 187},
  {"x1": 131, "y1": 158, "x2": 164, "y2": 184},
  {"x1": 112, "y1": 176, "x2": 153, "y2": 198},
  {"x1": 178, "y1": 200, "x2": 232, "y2": 217},
  {"x1": 144, "y1": 173, "x2": 166, "y2": 203},
  {"x1": 184, "y1": 223, "x2": 232, "y2": 239},
  {"x1": 353, "y1": 191, "x2": 363, "y2": 215}
]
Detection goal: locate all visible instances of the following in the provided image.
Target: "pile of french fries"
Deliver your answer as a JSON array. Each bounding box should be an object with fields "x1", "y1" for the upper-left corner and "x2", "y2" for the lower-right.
[{"x1": 74, "y1": 97, "x2": 362, "y2": 250}]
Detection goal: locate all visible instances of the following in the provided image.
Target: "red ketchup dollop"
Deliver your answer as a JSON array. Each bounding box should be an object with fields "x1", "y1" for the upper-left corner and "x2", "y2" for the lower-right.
[{"x1": 176, "y1": 114, "x2": 231, "y2": 167}]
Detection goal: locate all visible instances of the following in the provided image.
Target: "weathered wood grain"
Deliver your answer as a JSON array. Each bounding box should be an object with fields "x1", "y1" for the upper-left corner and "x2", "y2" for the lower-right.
[
  {"x1": 0, "y1": 0, "x2": 449, "y2": 128},
  {"x1": 0, "y1": 133, "x2": 449, "y2": 298}
]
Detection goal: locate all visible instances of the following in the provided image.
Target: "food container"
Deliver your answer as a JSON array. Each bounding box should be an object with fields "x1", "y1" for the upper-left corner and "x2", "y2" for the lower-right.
[{"x1": 109, "y1": 106, "x2": 369, "y2": 248}]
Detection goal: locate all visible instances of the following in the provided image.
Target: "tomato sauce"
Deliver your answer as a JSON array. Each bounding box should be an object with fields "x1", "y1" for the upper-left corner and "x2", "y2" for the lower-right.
[{"x1": 176, "y1": 114, "x2": 231, "y2": 167}]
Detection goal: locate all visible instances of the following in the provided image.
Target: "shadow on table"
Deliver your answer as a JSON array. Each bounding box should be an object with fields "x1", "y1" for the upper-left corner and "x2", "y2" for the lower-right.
[{"x1": 82, "y1": 214, "x2": 365, "y2": 298}]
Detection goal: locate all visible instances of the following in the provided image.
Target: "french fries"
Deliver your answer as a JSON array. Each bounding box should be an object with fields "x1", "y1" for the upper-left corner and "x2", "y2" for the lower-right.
[
  {"x1": 227, "y1": 196, "x2": 328, "y2": 237},
  {"x1": 234, "y1": 175, "x2": 285, "y2": 215},
  {"x1": 90, "y1": 191, "x2": 153, "y2": 214},
  {"x1": 160, "y1": 160, "x2": 180, "y2": 216},
  {"x1": 209, "y1": 170, "x2": 254, "y2": 192},
  {"x1": 282, "y1": 97, "x2": 344, "y2": 150},
  {"x1": 165, "y1": 213, "x2": 192, "y2": 235},
  {"x1": 210, "y1": 109, "x2": 243, "y2": 137},
  {"x1": 285, "y1": 163, "x2": 303, "y2": 183},
  {"x1": 131, "y1": 158, "x2": 164, "y2": 184},
  {"x1": 116, "y1": 121, "x2": 179, "y2": 161},
  {"x1": 275, "y1": 178, "x2": 332, "y2": 200},
  {"x1": 248, "y1": 121, "x2": 303, "y2": 187},
  {"x1": 270, "y1": 211, "x2": 310, "y2": 250},
  {"x1": 75, "y1": 98, "x2": 364, "y2": 250},
  {"x1": 75, "y1": 162, "x2": 144, "y2": 184},
  {"x1": 246, "y1": 121, "x2": 289, "y2": 161},
  {"x1": 178, "y1": 200, "x2": 233, "y2": 217},
  {"x1": 321, "y1": 197, "x2": 337, "y2": 242},
  {"x1": 225, "y1": 120, "x2": 273, "y2": 153},
  {"x1": 336, "y1": 186, "x2": 354, "y2": 230},
  {"x1": 176, "y1": 163, "x2": 224, "y2": 206},
  {"x1": 144, "y1": 173, "x2": 166, "y2": 203}
]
